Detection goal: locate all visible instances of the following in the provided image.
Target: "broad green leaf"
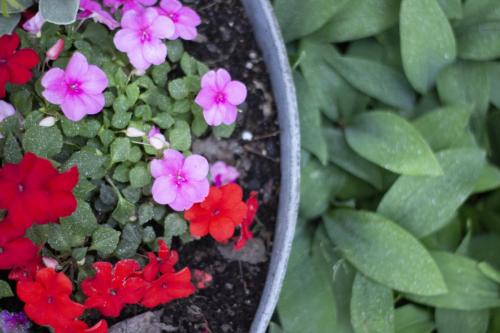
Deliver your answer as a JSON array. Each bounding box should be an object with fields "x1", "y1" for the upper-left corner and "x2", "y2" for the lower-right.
[
  {"x1": 0, "y1": 14, "x2": 20, "y2": 35},
  {"x1": 294, "y1": 72, "x2": 328, "y2": 164},
  {"x1": 438, "y1": 0, "x2": 463, "y2": 19},
  {"x1": 23, "y1": 125, "x2": 63, "y2": 158},
  {"x1": 163, "y1": 213, "x2": 187, "y2": 246},
  {"x1": 112, "y1": 196, "x2": 136, "y2": 225},
  {"x1": 345, "y1": 111, "x2": 442, "y2": 176},
  {"x1": 406, "y1": 251, "x2": 500, "y2": 310},
  {"x1": 90, "y1": 226, "x2": 121, "y2": 257},
  {"x1": 350, "y1": 273, "x2": 394, "y2": 333},
  {"x1": 378, "y1": 148, "x2": 485, "y2": 237},
  {"x1": 323, "y1": 127, "x2": 384, "y2": 189},
  {"x1": 435, "y1": 309, "x2": 489, "y2": 333},
  {"x1": 168, "y1": 78, "x2": 189, "y2": 100},
  {"x1": 314, "y1": 0, "x2": 400, "y2": 42},
  {"x1": 166, "y1": 40, "x2": 183, "y2": 62},
  {"x1": 2, "y1": 0, "x2": 32, "y2": 13},
  {"x1": 0, "y1": 280, "x2": 13, "y2": 299},
  {"x1": 400, "y1": 0, "x2": 456, "y2": 93},
  {"x1": 115, "y1": 224, "x2": 142, "y2": 259},
  {"x1": 40, "y1": 0, "x2": 78, "y2": 24},
  {"x1": 479, "y1": 262, "x2": 500, "y2": 284},
  {"x1": 395, "y1": 305, "x2": 435, "y2": 333},
  {"x1": 456, "y1": 21, "x2": 500, "y2": 61},
  {"x1": 474, "y1": 164, "x2": 500, "y2": 193},
  {"x1": 129, "y1": 164, "x2": 151, "y2": 188},
  {"x1": 324, "y1": 209, "x2": 447, "y2": 296},
  {"x1": 47, "y1": 224, "x2": 72, "y2": 252},
  {"x1": 60, "y1": 200, "x2": 98, "y2": 240},
  {"x1": 3, "y1": 133, "x2": 22, "y2": 163},
  {"x1": 65, "y1": 149, "x2": 107, "y2": 179},
  {"x1": 413, "y1": 106, "x2": 471, "y2": 152},
  {"x1": 274, "y1": 0, "x2": 347, "y2": 42},
  {"x1": 326, "y1": 54, "x2": 415, "y2": 110},
  {"x1": 169, "y1": 120, "x2": 191, "y2": 151},
  {"x1": 110, "y1": 137, "x2": 131, "y2": 163},
  {"x1": 437, "y1": 61, "x2": 490, "y2": 139}
]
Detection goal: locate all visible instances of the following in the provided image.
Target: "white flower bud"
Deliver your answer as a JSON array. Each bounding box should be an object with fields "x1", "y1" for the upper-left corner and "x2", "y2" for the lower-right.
[
  {"x1": 42, "y1": 256, "x2": 59, "y2": 269},
  {"x1": 126, "y1": 127, "x2": 146, "y2": 137},
  {"x1": 39, "y1": 116, "x2": 57, "y2": 127}
]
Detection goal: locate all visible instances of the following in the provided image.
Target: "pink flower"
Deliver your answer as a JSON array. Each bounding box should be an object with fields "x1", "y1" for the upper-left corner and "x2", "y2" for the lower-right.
[
  {"x1": 157, "y1": 0, "x2": 201, "y2": 40},
  {"x1": 210, "y1": 161, "x2": 239, "y2": 187},
  {"x1": 0, "y1": 101, "x2": 15, "y2": 122},
  {"x1": 41, "y1": 52, "x2": 108, "y2": 122},
  {"x1": 103, "y1": 0, "x2": 156, "y2": 13},
  {"x1": 78, "y1": 0, "x2": 120, "y2": 30},
  {"x1": 151, "y1": 149, "x2": 209, "y2": 211},
  {"x1": 22, "y1": 12, "x2": 45, "y2": 36},
  {"x1": 113, "y1": 8, "x2": 175, "y2": 71},
  {"x1": 195, "y1": 69, "x2": 247, "y2": 126},
  {"x1": 148, "y1": 126, "x2": 169, "y2": 150},
  {"x1": 45, "y1": 39, "x2": 64, "y2": 61}
]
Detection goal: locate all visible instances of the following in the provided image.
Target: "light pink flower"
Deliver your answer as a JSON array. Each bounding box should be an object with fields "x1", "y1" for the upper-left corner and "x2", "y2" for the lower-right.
[
  {"x1": 148, "y1": 126, "x2": 169, "y2": 150},
  {"x1": 195, "y1": 69, "x2": 247, "y2": 126},
  {"x1": 113, "y1": 8, "x2": 175, "y2": 71},
  {"x1": 103, "y1": 0, "x2": 156, "y2": 12},
  {"x1": 22, "y1": 12, "x2": 45, "y2": 36},
  {"x1": 210, "y1": 161, "x2": 239, "y2": 187},
  {"x1": 78, "y1": 0, "x2": 120, "y2": 30},
  {"x1": 151, "y1": 149, "x2": 209, "y2": 211},
  {"x1": 157, "y1": 0, "x2": 201, "y2": 40},
  {"x1": 41, "y1": 52, "x2": 108, "y2": 122},
  {"x1": 46, "y1": 39, "x2": 64, "y2": 61}
]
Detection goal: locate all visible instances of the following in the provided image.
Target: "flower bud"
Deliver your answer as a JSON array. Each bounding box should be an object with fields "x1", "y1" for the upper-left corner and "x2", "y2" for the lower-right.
[
  {"x1": 39, "y1": 116, "x2": 57, "y2": 127},
  {"x1": 42, "y1": 257, "x2": 59, "y2": 269},
  {"x1": 46, "y1": 39, "x2": 65, "y2": 61},
  {"x1": 126, "y1": 127, "x2": 146, "y2": 137},
  {"x1": 23, "y1": 12, "x2": 45, "y2": 37}
]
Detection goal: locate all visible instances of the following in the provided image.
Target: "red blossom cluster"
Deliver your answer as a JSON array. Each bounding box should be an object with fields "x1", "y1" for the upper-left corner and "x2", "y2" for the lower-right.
[{"x1": 184, "y1": 183, "x2": 259, "y2": 247}]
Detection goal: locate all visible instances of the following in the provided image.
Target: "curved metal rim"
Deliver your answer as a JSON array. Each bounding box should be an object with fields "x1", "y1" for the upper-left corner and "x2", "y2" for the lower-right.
[{"x1": 241, "y1": 1, "x2": 300, "y2": 332}]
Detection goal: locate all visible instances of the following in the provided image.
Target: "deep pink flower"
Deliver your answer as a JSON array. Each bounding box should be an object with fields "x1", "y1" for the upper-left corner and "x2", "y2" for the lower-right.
[
  {"x1": 210, "y1": 161, "x2": 239, "y2": 187},
  {"x1": 41, "y1": 52, "x2": 108, "y2": 122},
  {"x1": 151, "y1": 149, "x2": 209, "y2": 211},
  {"x1": 195, "y1": 69, "x2": 247, "y2": 126},
  {"x1": 103, "y1": 0, "x2": 156, "y2": 13},
  {"x1": 22, "y1": 12, "x2": 45, "y2": 36},
  {"x1": 113, "y1": 7, "x2": 175, "y2": 71},
  {"x1": 78, "y1": 0, "x2": 120, "y2": 30},
  {"x1": 157, "y1": 0, "x2": 201, "y2": 40}
]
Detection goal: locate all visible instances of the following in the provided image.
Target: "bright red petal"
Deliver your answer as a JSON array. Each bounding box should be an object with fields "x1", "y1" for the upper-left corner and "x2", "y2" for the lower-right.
[
  {"x1": 48, "y1": 166, "x2": 79, "y2": 192},
  {"x1": 10, "y1": 48, "x2": 39, "y2": 68},
  {"x1": 209, "y1": 216, "x2": 236, "y2": 242},
  {"x1": 0, "y1": 33, "x2": 19, "y2": 58},
  {"x1": 6, "y1": 63, "x2": 32, "y2": 84},
  {"x1": 85, "y1": 320, "x2": 108, "y2": 333}
]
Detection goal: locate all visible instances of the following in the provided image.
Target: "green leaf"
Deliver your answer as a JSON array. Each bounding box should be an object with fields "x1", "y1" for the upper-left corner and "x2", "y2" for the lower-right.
[
  {"x1": 115, "y1": 224, "x2": 142, "y2": 259},
  {"x1": 274, "y1": 0, "x2": 346, "y2": 42},
  {"x1": 456, "y1": 21, "x2": 500, "y2": 61},
  {"x1": 153, "y1": 112, "x2": 175, "y2": 129},
  {"x1": 345, "y1": 111, "x2": 442, "y2": 176},
  {"x1": 112, "y1": 95, "x2": 130, "y2": 114},
  {"x1": 90, "y1": 226, "x2": 120, "y2": 257},
  {"x1": 168, "y1": 78, "x2": 189, "y2": 100},
  {"x1": 60, "y1": 200, "x2": 98, "y2": 242},
  {"x1": 129, "y1": 163, "x2": 151, "y2": 188},
  {"x1": 324, "y1": 127, "x2": 384, "y2": 189},
  {"x1": 163, "y1": 213, "x2": 187, "y2": 246},
  {"x1": 138, "y1": 202, "x2": 154, "y2": 225},
  {"x1": 294, "y1": 72, "x2": 328, "y2": 164},
  {"x1": 406, "y1": 251, "x2": 500, "y2": 310},
  {"x1": 65, "y1": 149, "x2": 107, "y2": 179},
  {"x1": 438, "y1": 0, "x2": 463, "y2": 19},
  {"x1": 474, "y1": 163, "x2": 500, "y2": 193},
  {"x1": 40, "y1": 0, "x2": 78, "y2": 24},
  {"x1": 112, "y1": 196, "x2": 136, "y2": 225},
  {"x1": 0, "y1": 280, "x2": 13, "y2": 299},
  {"x1": 400, "y1": 0, "x2": 456, "y2": 93},
  {"x1": 110, "y1": 137, "x2": 131, "y2": 163},
  {"x1": 47, "y1": 224, "x2": 72, "y2": 252},
  {"x1": 180, "y1": 53, "x2": 197, "y2": 75},
  {"x1": 23, "y1": 125, "x2": 63, "y2": 158},
  {"x1": 324, "y1": 209, "x2": 447, "y2": 296},
  {"x1": 395, "y1": 305, "x2": 435, "y2": 333},
  {"x1": 413, "y1": 106, "x2": 471, "y2": 151},
  {"x1": 152, "y1": 62, "x2": 171, "y2": 86},
  {"x1": 378, "y1": 148, "x2": 485, "y2": 238},
  {"x1": 0, "y1": 14, "x2": 20, "y2": 35},
  {"x1": 166, "y1": 40, "x2": 183, "y2": 62},
  {"x1": 313, "y1": 0, "x2": 400, "y2": 43},
  {"x1": 327, "y1": 53, "x2": 415, "y2": 110},
  {"x1": 169, "y1": 120, "x2": 191, "y2": 151},
  {"x1": 350, "y1": 273, "x2": 394, "y2": 333},
  {"x1": 435, "y1": 309, "x2": 489, "y2": 333},
  {"x1": 2, "y1": 0, "x2": 33, "y2": 13},
  {"x1": 126, "y1": 84, "x2": 140, "y2": 106},
  {"x1": 213, "y1": 123, "x2": 235, "y2": 139},
  {"x1": 3, "y1": 133, "x2": 22, "y2": 163}
]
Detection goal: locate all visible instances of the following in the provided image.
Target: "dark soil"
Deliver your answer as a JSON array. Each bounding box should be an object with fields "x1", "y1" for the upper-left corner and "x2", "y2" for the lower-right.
[{"x1": 1, "y1": 0, "x2": 280, "y2": 332}]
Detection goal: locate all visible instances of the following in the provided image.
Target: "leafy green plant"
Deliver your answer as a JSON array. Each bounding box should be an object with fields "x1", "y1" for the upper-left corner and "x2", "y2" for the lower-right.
[{"x1": 273, "y1": 0, "x2": 500, "y2": 332}]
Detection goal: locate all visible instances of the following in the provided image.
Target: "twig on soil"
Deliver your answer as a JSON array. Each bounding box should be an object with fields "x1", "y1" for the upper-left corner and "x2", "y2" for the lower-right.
[
  {"x1": 251, "y1": 130, "x2": 280, "y2": 141},
  {"x1": 243, "y1": 145, "x2": 279, "y2": 163}
]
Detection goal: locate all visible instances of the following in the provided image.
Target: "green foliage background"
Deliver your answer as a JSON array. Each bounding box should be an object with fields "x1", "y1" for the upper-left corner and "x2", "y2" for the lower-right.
[{"x1": 271, "y1": 0, "x2": 500, "y2": 332}]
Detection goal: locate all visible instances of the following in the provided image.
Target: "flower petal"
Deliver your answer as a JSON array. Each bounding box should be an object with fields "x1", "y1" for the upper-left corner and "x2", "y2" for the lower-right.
[
  {"x1": 215, "y1": 69, "x2": 231, "y2": 90},
  {"x1": 142, "y1": 39, "x2": 167, "y2": 65},
  {"x1": 65, "y1": 52, "x2": 89, "y2": 80},
  {"x1": 182, "y1": 155, "x2": 209, "y2": 181},
  {"x1": 150, "y1": 15, "x2": 175, "y2": 39},
  {"x1": 81, "y1": 65, "x2": 108, "y2": 94},
  {"x1": 113, "y1": 28, "x2": 140, "y2": 53},
  {"x1": 152, "y1": 176, "x2": 177, "y2": 205},
  {"x1": 195, "y1": 87, "x2": 216, "y2": 109},
  {"x1": 225, "y1": 80, "x2": 247, "y2": 105},
  {"x1": 209, "y1": 216, "x2": 235, "y2": 242}
]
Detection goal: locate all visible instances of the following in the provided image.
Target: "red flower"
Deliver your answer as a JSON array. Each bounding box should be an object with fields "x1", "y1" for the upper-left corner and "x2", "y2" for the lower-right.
[
  {"x1": 234, "y1": 191, "x2": 259, "y2": 250},
  {"x1": 17, "y1": 268, "x2": 85, "y2": 328},
  {"x1": 8, "y1": 254, "x2": 43, "y2": 281},
  {"x1": 0, "y1": 33, "x2": 39, "y2": 97},
  {"x1": 142, "y1": 239, "x2": 179, "y2": 282},
  {"x1": 0, "y1": 153, "x2": 79, "y2": 230},
  {"x1": 184, "y1": 184, "x2": 248, "y2": 242},
  {"x1": 141, "y1": 268, "x2": 195, "y2": 308},
  {"x1": 0, "y1": 218, "x2": 38, "y2": 270},
  {"x1": 52, "y1": 319, "x2": 108, "y2": 333},
  {"x1": 82, "y1": 260, "x2": 147, "y2": 318}
]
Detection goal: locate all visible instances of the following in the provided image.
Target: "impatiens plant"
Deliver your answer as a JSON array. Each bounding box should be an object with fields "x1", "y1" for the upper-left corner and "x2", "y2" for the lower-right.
[{"x1": 0, "y1": 0, "x2": 260, "y2": 332}]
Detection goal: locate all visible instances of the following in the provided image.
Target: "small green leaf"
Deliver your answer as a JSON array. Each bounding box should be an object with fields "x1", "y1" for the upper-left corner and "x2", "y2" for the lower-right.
[
  {"x1": 60, "y1": 200, "x2": 98, "y2": 238},
  {"x1": 400, "y1": 0, "x2": 456, "y2": 93},
  {"x1": 166, "y1": 40, "x2": 183, "y2": 62},
  {"x1": 152, "y1": 62, "x2": 171, "y2": 86},
  {"x1": 180, "y1": 53, "x2": 197, "y2": 75},
  {"x1": 213, "y1": 123, "x2": 235, "y2": 139},
  {"x1": 474, "y1": 163, "x2": 500, "y2": 193},
  {"x1": 110, "y1": 137, "x2": 131, "y2": 163},
  {"x1": 112, "y1": 95, "x2": 130, "y2": 114},
  {"x1": 163, "y1": 213, "x2": 187, "y2": 245},
  {"x1": 47, "y1": 224, "x2": 72, "y2": 252},
  {"x1": 138, "y1": 202, "x2": 155, "y2": 225},
  {"x1": 23, "y1": 125, "x2": 63, "y2": 158},
  {"x1": 324, "y1": 209, "x2": 447, "y2": 296},
  {"x1": 435, "y1": 309, "x2": 489, "y2": 333},
  {"x1": 395, "y1": 305, "x2": 435, "y2": 333},
  {"x1": 126, "y1": 84, "x2": 140, "y2": 106},
  {"x1": 346, "y1": 111, "x2": 442, "y2": 176},
  {"x1": 0, "y1": 280, "x2": 13, "y2": 299},
  {"x1": 112, "y1": 196, "x2": 136, "y2": 225},
  {"x1": 129, "y1": 163, "x2": 151, "y2": 188},
  {"x1": 456, "y1": 21, "x2": 500, "y2": 61},
  {"x1": 90, "y1": 226, "x2": 121, "y2": 257},
  {"x1": 168, "y1": 78, "x2": 189, "y2": 100},
  {"x1": 65, "y1": 149, "x2": 107, "y2": 179},
  {"x1": 115, "y1": 224, "x2": 142, "y2": 259},
  {"x1": 153, "y1": 112, "x2": 175, "y2": 129},
  {"x1": 169, "y1": 120, "x2": 191, "y2": 151},
  {"x1": 350, "y1": 273, "x2": 394, "y2": 333},
  {"x1": 3, "y1": 133, "x2": 22, "y2": 163}
]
